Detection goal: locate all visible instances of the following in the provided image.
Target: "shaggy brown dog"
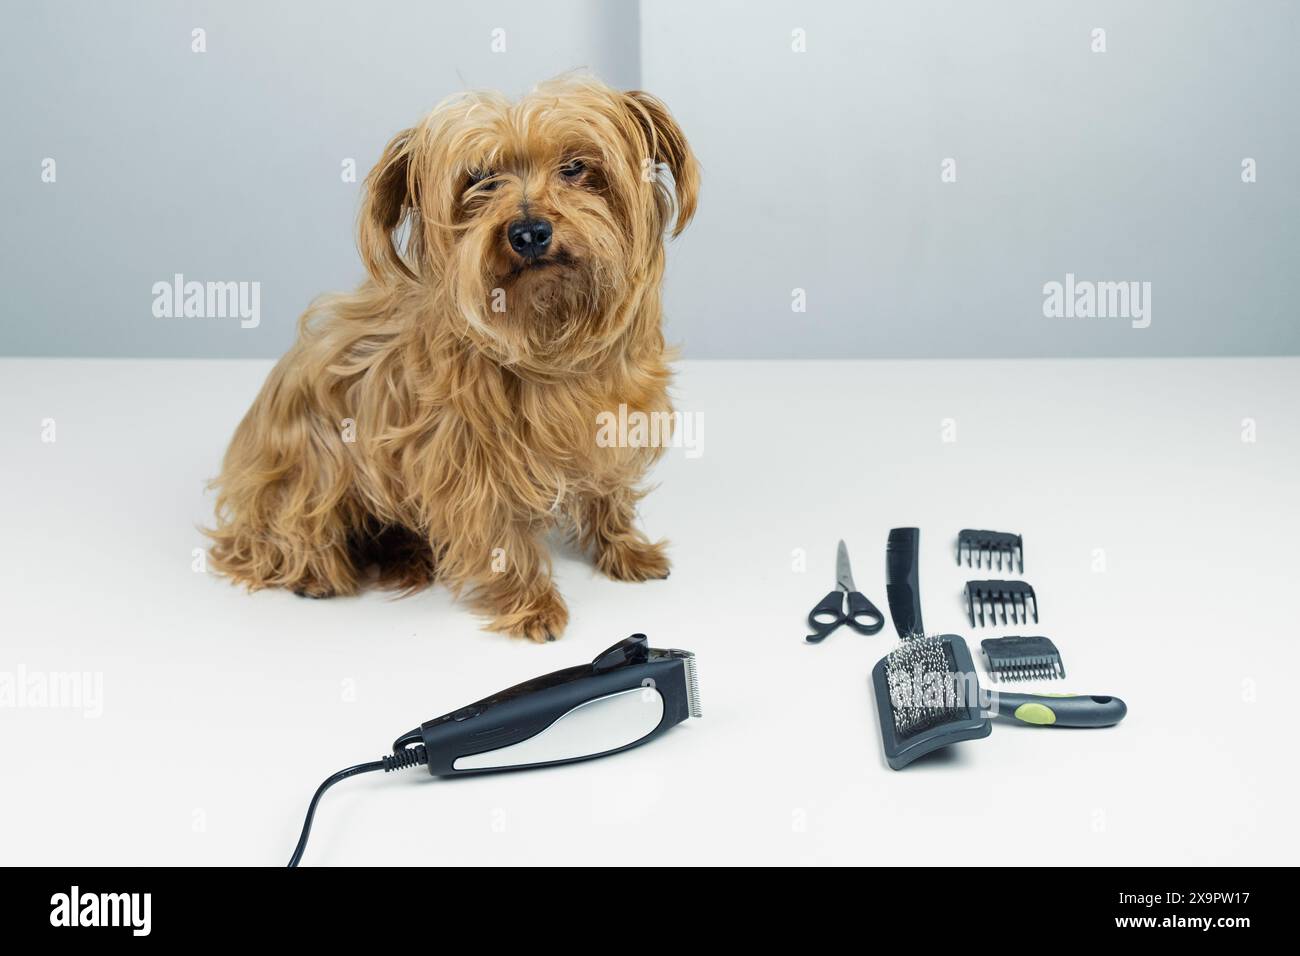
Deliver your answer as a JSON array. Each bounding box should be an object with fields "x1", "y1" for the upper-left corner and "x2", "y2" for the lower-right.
[{"x1": 206, "y1": 75, "x2": 698, "y2": 641}]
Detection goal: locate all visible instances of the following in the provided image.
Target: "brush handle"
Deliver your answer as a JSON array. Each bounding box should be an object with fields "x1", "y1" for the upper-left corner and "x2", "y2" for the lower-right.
[{"x1": 990, "y1": 692, "x2": 1127, "y2": 727}]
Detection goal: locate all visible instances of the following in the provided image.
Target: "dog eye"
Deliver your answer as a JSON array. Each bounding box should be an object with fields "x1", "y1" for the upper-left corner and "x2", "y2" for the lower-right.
[
  {"x1": 559, "y1": 159, "x2": 586, "y2": 180},
  {"x1": 467, "y1": 170, "x2": 501, "y2": 191}
]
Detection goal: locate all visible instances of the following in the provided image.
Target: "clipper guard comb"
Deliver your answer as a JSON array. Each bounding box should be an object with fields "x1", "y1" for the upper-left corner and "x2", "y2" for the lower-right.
[
  {"x1": 957, "y1": 529, "x2": 1023, "y2": 573},
  {"x1": 964, "y1": 580, "x2": 1038, "y2": 627},
  {"x1": 980, "y1": 636, "x2": 1064, "y2": 682}
]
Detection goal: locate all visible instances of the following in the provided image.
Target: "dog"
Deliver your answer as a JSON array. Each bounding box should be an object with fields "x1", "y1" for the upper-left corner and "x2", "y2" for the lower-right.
[{"x1": 206, "y1": 75, "x2": 698, "y2": 641}]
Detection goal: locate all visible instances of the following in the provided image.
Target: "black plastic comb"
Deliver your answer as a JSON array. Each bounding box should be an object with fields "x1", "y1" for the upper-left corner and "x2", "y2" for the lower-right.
[
  {"x1": 964, "y1": 580, "x2": 1038, "y2": 627},
  {"x1": 957, "y1": 529, "x2": 1023, "y2": 573},
  {"x1": 886, "y1": 528, "x2": 924, "y2": 639},
  {"x1": 980, "y1": 636, "x2": 1064, "y2": 682}
]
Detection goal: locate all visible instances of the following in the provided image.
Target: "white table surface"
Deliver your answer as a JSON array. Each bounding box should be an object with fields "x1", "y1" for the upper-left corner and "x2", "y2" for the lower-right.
[{"x1": 1, "y1": 356, "x2": 1297, "y2": 866}]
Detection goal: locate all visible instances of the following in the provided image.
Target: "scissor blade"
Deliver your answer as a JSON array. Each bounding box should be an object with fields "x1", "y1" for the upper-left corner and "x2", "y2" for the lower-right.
[{"x1": 835, "y1": 539, "x2": 856, "y2": 592}]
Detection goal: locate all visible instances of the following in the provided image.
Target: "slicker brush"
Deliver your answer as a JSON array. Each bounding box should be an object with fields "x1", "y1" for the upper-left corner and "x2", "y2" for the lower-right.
[
  {"x1": 871, "y1": 634, "x2": 1128, "y2": 770},
  {"x1": 872, "y1": 635, "x2": 990, "y2": 769}
]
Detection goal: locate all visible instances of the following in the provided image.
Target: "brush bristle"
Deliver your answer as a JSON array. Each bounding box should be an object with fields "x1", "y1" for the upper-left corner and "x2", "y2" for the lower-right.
[{"x1": 883, "y1": 635, "x2": 964, "y2": 738}]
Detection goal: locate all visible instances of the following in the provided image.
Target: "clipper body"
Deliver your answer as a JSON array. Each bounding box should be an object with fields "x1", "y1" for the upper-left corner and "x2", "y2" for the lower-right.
[{"x1": 419, "y1": 635, "x2": 700, "y2": 775}]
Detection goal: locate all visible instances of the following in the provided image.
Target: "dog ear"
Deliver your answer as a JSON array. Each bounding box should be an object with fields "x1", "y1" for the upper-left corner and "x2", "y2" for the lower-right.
[
  {"x1": 358, "y1": 127, "x2": 421, "y2": 281},
  {"x1": 624, "y1": 91, "x2": 699, "y2": 237}
]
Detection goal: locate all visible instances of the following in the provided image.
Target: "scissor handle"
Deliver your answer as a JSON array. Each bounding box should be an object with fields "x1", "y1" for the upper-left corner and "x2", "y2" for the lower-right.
[
  {"x1": 845, "y1": 590, "x2": 885, "y2": 635},
  {"x1": 805, "y1": 590, "x2": 846, "y2": 643}
]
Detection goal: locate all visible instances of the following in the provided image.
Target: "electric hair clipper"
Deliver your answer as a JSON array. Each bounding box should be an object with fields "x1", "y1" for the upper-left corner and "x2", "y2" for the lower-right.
[
  {"x1": 417, "y1": 633, "x2": 701, "y2": 774},
  {"x1": 287, "y1": 634, "x2": 701, "y2": 866}
]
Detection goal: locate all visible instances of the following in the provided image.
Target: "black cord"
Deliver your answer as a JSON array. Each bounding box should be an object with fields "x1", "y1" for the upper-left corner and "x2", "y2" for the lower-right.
[
  {"x1": 287, "y1": 745, "x2": 428, "y2": 868},
  {"x1": 392, "y1": 727, "x2": 423, "y2": 752}
]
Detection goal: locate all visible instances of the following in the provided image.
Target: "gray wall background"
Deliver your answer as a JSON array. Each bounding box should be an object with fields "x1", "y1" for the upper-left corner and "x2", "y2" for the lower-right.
[
  {"x1": 0, "y1": 0, "x2": 640, "y2": 358},
  {"x1": 3, "y1": 0, "x2": 1297, "y2": 359}
]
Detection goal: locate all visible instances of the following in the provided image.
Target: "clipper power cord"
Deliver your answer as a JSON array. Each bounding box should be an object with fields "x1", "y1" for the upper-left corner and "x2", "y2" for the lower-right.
[{"x1": 287, "y1": 635, "x2": 701, "y2": 866}]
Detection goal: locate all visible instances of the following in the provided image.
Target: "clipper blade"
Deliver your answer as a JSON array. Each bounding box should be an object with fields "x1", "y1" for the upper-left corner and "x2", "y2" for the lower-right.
[
  {"x1": 980, "y1": 636, "x2": 1064, "y2": 682},
  {"x1": 957, "y1": 529, "x2": 1023, "y2": 573},
  {"x1": 682, "y1": 653, "x2": 702, "y2": 718},
  {"x1": 964, "y1": 580, "x2": 1038, "y2": 627}
]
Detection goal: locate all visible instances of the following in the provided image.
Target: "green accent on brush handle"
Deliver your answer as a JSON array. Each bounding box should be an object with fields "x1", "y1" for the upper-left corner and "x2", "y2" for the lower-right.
[
  {"x1": 994, "y1": 692, "x2": 1128, "y2": 727},
  {"x1": 1014, "y1": 702, "x2": 1057, "y2": 724}
]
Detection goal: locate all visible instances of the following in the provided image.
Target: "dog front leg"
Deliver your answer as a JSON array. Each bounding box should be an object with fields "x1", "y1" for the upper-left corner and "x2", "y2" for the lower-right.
[
  {"x1": 456, "y1": 523, "x2": 569, "y2": 642},
  {"x1": 575, "y1": 488, "x2": 671, "y2": 583}
]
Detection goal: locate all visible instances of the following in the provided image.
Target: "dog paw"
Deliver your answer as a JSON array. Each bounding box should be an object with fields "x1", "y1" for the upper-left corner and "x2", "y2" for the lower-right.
[
  {"x1": 293, "y1": 585, "x2": 335, "y2": 599},
  {"x1": 488, "y1": 590, "x2": 570, "y2": 643},
  {"x1": 596, "y1": 538, "x2": 671, "y2": 582}
]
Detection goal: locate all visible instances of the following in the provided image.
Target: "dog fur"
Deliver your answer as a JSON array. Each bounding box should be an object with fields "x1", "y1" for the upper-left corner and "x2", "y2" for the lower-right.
[{"x1": 206, "y1": 75, "x2": 698, "y2": 641}]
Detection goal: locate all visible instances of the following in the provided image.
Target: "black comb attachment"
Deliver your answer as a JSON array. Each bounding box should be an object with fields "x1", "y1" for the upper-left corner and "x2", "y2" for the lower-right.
[
  {"x1": 957, "y1": 529, "x2": 1023, "y2": 573},
  {"x1": 980, "y1": 636, "x2": 1064, "y2": 682},
  {"x1": 964, "y1": 580, "x2": 1038, "y2": 627}
]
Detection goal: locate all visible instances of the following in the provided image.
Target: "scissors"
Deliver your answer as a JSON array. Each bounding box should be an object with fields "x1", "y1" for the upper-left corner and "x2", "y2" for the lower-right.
[{"x1": 805, "y1": 540, "x2": 885, "y2": 643}]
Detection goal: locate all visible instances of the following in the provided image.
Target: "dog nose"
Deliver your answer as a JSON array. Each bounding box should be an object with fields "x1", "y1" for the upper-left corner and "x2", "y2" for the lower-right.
[{"x1": 507, "y1": 218, "x2": 553, "y2": 259}]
